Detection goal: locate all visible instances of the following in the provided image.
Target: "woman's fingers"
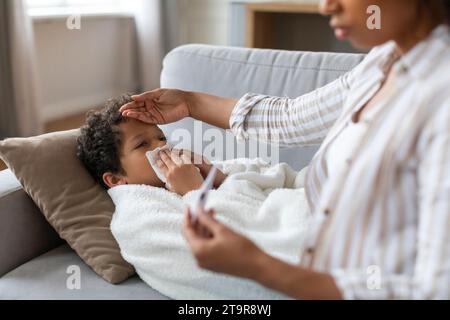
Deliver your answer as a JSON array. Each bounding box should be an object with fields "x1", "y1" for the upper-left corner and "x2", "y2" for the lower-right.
[
  {"x1": 123, "y1": 111, "x2": 157, "y2": 124},
  {"x1": 132, "y1": 89, "x2": 165, "y2": 103},
  {"x1": 184, "y1": 207, "x2": 194, "y2": 229},
  {"x1": 132, "y1": 106, "x2": 148, "y2": 113},
  {"x1": 183, "y1": 208, "x2": 205, "y2": 245},
  {"x1": 131, "y1": 92, "x2": 154, "y2": 103},
  {"x1": 119, "y1": 101, "x2": 136, "y2": 112},
  {"x1": 122, "y1": 107, "x2": 149, "y2": 117},
  {"x1": 207, "y1": 208, "x2": 216, "y2": 218},
  {"x1": 184, "y1": 207, "x2": 213, "y2": 240},
  {"x1": 131, "y1": 93, "x2": 147, "y2": 102},
  {"x1": 119, "y1": 101, "x2": 145, "y2": 113},
  {"x1": 197, "y1": 208, "x2": 222, "y2": 234}
]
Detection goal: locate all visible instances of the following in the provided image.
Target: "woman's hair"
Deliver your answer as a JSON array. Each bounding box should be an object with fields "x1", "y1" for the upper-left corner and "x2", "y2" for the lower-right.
[
  {"x1": 77, "y1": 94, "x2": 133, "y2": 189},
  {"x1": 422, "y1": 0, "x2": 450, "y2": 25},
  {"x1": 445, "y1": 0, "x2": 450, "y2": 24}
]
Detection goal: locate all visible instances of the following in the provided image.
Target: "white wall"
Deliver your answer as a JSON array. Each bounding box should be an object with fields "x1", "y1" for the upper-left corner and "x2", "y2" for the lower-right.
[
  {"x1": 176, "y1": 0, "x2": 230, "y2": 46},
  {"x1": 33, "y1": 16, "x2": 139, "y2": 122},
  {"x1": 32, "y1": 0, "x2": 317, "y2": 122},
  {"x1": 32, "y1": 1, "x2": 232, "y2": 122}
]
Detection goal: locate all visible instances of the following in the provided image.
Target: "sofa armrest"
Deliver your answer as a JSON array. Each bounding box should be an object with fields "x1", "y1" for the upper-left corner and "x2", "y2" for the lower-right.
[{"x1": 0, "y1": 169, "x2": 64, "y2": 277}]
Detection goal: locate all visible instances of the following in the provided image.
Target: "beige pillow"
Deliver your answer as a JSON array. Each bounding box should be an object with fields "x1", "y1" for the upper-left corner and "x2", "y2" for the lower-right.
[{"x1": 0, "y1": 129, "x2": 135, "y2": 284}]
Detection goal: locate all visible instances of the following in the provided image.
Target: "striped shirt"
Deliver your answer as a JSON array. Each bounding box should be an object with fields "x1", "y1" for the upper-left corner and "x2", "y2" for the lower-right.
[{"x1": 229, "y1": 25, "x2": 450, "y2": 299}]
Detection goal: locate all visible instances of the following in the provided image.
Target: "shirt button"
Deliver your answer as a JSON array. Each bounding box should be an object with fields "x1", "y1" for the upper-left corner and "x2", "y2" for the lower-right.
[
  {"x1": 324, "y1": 208, "x2": 331, "y2": 216},
  {"x1": 400, "y1": 65, "x2": 408, "y2": 73},
  {"x1": 306, "y1": 247, "x2": 314, "y2": 255},
  {"x1": 346, "y1": 158, "x2": 352, "y2": 165}
]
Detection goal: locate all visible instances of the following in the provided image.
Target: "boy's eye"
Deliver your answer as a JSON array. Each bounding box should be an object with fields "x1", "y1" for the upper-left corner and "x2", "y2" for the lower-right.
[
  {"x1": 136, "y1": 141, "x2": 148, "y2": 149},
  {"x1": 159, "y1": 136, "x2": 167, "y2": 142}
]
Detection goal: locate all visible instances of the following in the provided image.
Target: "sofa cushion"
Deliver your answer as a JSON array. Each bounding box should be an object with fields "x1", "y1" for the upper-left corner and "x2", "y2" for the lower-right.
[
  {"x1": 0, "y1": 130, "x2": 135, "y2": 284},
  {"x1": 0, "y1": 245, "x2": 168, "y2": 300}
]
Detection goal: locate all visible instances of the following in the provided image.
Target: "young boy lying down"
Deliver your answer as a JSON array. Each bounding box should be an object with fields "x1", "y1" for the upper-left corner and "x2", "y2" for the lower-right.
[
  {"x1": 77, "y1": 94, "x2": 227, "y2": 195},
  {"x1": 77, "y1": 94, "x2": 311, "y2": 300}
]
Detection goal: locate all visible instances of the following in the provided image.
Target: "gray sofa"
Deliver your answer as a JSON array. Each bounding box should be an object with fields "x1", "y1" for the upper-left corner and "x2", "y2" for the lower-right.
[{"x1": 0, "y1": 44, "x2": 364, "y2": 299}]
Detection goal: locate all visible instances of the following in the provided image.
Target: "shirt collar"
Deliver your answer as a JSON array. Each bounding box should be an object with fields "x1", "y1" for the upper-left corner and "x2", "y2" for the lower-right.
[{"x1": 391, "y1": 24, "x2": 450, "y2": 79}]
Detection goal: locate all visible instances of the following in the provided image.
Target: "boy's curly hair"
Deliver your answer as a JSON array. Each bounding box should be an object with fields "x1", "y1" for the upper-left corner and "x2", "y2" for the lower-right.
[{"x1": 77, "y1": 94, "x2": 133, "y2": 189}]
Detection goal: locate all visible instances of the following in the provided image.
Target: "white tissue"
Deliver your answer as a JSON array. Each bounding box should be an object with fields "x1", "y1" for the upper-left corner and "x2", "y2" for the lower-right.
[{"x1": 146, "y1": 143, "x2": 173, "y2": 184}]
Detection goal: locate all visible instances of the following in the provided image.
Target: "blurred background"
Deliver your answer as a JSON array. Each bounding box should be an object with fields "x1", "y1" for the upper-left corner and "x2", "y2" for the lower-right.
[{"x1": 0, "y1": 0, "x2": 363, "y2": 170}]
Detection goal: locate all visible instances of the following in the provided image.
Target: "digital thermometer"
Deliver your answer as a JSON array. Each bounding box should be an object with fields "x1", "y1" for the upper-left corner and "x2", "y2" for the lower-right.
[{"x1": 191, "y1": 166, "x2": 217, "y2": 220}]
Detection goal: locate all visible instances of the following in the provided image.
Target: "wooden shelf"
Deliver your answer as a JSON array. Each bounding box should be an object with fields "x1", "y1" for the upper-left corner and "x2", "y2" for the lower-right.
[
  {"x1": 245, "y1": 2, "x2": 321, "y2": 48},
  {"x1": 234, "y1": 1, "x2": 360, "y2": 53},
  {"x1": 246, "y1": 2, "x2": 319, "y2": 14}
]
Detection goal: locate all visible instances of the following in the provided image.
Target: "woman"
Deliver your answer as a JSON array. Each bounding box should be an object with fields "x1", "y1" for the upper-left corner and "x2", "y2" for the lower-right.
[{"x1": 121, "y1": 0, "x2": 450, "y2": 299}]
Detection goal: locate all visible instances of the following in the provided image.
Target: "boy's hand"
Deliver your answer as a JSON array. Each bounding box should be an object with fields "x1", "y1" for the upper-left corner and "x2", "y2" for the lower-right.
[
  {"x1": 178, "y1": 149, "x2": 228, "y2": 188},
  {"x1": 157, "y1": 149, "x2": 204, "y2": 196}
]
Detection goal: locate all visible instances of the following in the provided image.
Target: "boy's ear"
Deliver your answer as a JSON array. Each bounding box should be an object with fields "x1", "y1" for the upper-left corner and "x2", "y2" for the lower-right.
[{"x1": 103, "y1": 172, "x2": 127, "y2": 188}]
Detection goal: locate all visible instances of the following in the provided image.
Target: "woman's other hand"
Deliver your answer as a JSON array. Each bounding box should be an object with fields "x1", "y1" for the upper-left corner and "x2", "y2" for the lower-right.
[
  {"x1": 183, "y1": 207, "x2": 266, "y2": 280},
  {"x1": 120, "y1": 89, "x2": 191, "y2": 125}
]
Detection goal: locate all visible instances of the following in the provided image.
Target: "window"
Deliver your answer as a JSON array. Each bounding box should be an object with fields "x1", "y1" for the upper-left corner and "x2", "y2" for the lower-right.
[{"x1": 27, "y1": 0, "x2": 133, "y2": 16}]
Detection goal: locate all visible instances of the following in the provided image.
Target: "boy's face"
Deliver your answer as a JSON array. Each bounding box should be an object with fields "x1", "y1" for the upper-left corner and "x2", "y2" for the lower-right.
[{"x1": 103, "y1": 118, "x2": 168, "y2": 188}]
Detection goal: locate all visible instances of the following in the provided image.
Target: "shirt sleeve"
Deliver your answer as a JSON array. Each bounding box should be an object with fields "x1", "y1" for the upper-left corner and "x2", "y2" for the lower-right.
[
  {"x1": 331, "y1": 100, "x2": 450, "y2": 300},
  {"x1": 229, "y1": 70, "x2": 354, "y2": 148}
]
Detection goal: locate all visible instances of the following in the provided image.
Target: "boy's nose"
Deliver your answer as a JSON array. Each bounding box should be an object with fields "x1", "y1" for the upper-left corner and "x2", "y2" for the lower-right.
[{"x1": 157, "y1": 139, "x2": 169, "y2": 148}]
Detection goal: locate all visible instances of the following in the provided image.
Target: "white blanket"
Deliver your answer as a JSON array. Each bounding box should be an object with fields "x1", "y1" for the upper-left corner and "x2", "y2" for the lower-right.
[{"x1": 108, "y1": 158, "x2": 311, "y2": 300}]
